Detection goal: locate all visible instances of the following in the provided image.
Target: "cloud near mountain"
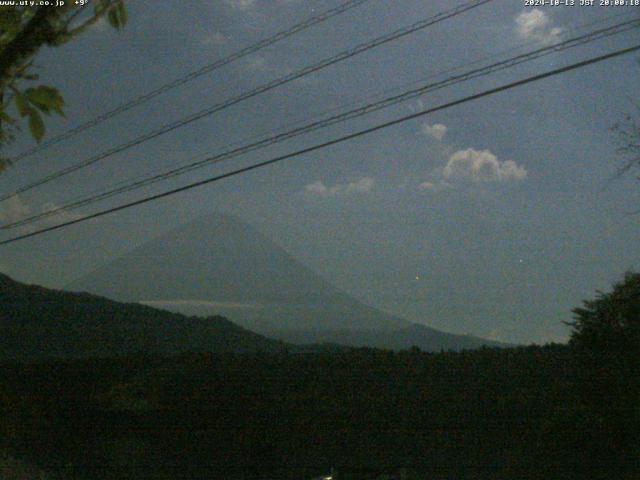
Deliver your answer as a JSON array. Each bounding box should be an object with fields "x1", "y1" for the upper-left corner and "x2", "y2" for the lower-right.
[
  {"x1": 443, "y1": 148, "x2": 527, "y2": 183},
  {"x1": 515, "y1": 9, "x2": 563, "y2": 45}
]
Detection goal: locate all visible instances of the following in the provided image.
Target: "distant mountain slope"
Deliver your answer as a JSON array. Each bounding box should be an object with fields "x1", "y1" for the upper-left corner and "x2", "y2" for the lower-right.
[
  {"x1": 0, "y1": 273, "x2": 285, "y2": 361},
  {"x1": 68, "y1": 212, "x2": 504, "y2": 351},
  {"x1": 68, "y1": 212, "x2": 405, "y2": 331}
]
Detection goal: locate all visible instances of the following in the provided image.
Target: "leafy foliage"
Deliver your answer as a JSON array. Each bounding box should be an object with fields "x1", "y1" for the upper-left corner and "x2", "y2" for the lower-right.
[
  {"x1": 612, "y1": 108, "x2": 640, "y2": 180},
  {"x1": 103, "y1": 0, "x2": 127, "y2": 30},
  {"x1": 567, "y1": 271, "x2": 640, "y2": 352},
  {"x1": 565, "y1": 272, "x2": 640, "y2": 480},
  {"x1": 0, "y1": 1, "x2": 128, "y2": 169},
  {"x1": 11, "y1": 85, "x2": 64, "y2": 143}
]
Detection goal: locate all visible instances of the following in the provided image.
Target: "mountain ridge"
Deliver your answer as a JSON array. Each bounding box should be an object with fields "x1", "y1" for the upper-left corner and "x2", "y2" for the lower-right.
[
  {"x1": 0, "y1": 272, "x2": 288, "y2": 360},
  {"x1": 67, "y1": 212, "x2": 506, "y2": 351}
]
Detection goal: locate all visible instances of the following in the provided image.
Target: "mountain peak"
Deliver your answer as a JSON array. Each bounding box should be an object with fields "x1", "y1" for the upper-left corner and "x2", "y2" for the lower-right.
[
  {"x1": 68, "y1": 212, "x2": 502, "y2": 351},
  {"x1": 68, "y1": 211, "x2": 384, "y2": 326}
]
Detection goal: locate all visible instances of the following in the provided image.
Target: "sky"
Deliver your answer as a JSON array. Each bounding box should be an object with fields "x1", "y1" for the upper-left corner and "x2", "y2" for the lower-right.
[{"x1": 0, "y1": 0, "x2": 639, "y2": 344}]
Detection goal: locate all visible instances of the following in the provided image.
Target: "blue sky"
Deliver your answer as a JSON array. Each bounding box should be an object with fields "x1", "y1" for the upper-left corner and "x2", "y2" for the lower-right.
[{"x1": 0, "y1": 0, "x2": 638, "y2": 343}]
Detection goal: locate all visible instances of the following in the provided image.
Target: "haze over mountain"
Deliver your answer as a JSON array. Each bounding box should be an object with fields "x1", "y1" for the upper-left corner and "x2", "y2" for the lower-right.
[{"x1": 68, "y1": 212, "x2": 504, "y2": 351}]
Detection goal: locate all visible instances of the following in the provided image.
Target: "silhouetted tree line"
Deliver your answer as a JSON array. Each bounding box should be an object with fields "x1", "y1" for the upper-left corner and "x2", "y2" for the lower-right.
[{"x1": 0, "y1": 273, "x2": 636, "y2": 479}]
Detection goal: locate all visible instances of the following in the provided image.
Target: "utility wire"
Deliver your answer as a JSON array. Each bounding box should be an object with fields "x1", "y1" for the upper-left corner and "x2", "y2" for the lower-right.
[
  {"x1": 1, "y1": 43, "x2": 637, "y2": 247},
  {"x1": 8, "y1": 0, "x2": 373, "y2": 163},
  {"x1": 0, "y1": 0, "x2": 493, "y2": 202},
  {"x1": 6, "y1": 18, "x2": 636, "y2": 228},
  {"x1": 5, "y1": 18, "x2": 638, "y2": 230}
]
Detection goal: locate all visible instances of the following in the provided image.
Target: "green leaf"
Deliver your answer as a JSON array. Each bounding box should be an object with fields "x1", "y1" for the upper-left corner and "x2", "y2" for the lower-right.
[
  {"x1": 25, "y1": 86, "x2": 65, "y2": 117},
  {"x1": 28, "y1": 109, "x2": 45, "y2": 142},
  {"x1": 0, "y1": 10, "x2": 22, "y2": 43},
  {"x1": 107, "y1": 8, "x2": 119, "y2": 29},
  {"x1": 0, "y1": 10, "x2": 22, "y2": 29},
  {"x1": 14, "y1": 92, "x2": 30, "y2": 117},
  {"x1": 117, "y1": 2, "x2": 127, "y2": 26},
  {"x1": 106, "y1": 1, "x2": 127, "y2": 29},
  {"x1": 0, "y1": 111, "x2": 15, "y2": 125},
  {"x1": 94, "y1": 0, "x2": 111, "y2": 14}
]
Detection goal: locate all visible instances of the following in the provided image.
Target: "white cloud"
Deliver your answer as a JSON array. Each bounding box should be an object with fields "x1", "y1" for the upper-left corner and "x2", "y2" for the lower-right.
[
  {"x1": 496, "y1": 160, "x2": 529, "y2": 181},
  {"x1": 304, "y1": 181, "x2": 329, "y2": 196},
  {"x1": 224, "y1": 0, "x2": 257, "y2": 10},
  {"x1": 304, "y1": 177, "x2": 375, "y2": 197},
  {"x1": 202, "y1": 31, "x2": 227, "y2": 46},
  {"x1": 422, "y1": 123, "x2": 448, "y2": 141},
  {"x1": 515, "y1": 9, "x2": 563, "y2": 45},
  {"x1": 142, "y1": 300, "x2": 261, "y2": 310},
  {"x1": 0, "y1": 195, "x2": 30, "y2": 223},
  {"x1": 443, "y1": 148, "x2": 527, "y2": 183},
  {"x1": 345, "y1": 177, "x2": 374, "y2": 194}
]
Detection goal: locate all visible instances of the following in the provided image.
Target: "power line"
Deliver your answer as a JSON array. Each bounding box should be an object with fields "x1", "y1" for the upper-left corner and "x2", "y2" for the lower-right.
[
  {"x1": 1, "y1": 43, "x2": 637, "y2": 247},
  {"x1": 0, "y1": 0, "x2": 493, "y2": 202},
  {"x1": 5, "y1": 17, "x2": 638, "y2": 230},
  {"x1": 8, "y1": 0, "x2": 373, "y2": 163},
  {"x1": 5, "y1": 18, "x2": 637, "y2": 229}
]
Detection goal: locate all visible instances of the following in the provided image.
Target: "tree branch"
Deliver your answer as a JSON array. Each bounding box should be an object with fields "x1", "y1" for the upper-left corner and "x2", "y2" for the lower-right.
[{"x1": 0, "y1": 7, "x2": 62, "y2": 87}]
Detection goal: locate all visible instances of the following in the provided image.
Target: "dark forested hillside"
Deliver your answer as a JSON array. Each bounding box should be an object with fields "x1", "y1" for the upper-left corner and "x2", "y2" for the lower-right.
[
  {"x1": 1, "y1": 273, "x2": 637, "y2": 479},
  {"x1": 0, "y1": 273, "x2": 286, "y2": 360},
  {"x1": 0, "y1": 345, "x2": 637, "y2": 479}
]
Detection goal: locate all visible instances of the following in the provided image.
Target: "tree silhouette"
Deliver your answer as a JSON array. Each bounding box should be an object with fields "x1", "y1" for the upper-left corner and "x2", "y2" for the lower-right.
[
  {"x1": 567, "y1": 271, "x2": 640, "y2": 353},
  {"x1": 613, "y1": 107, "x2": 640, "y2": 182},
  {"x1": 0, "y1": 1, "x2": 127, "y2": 170}
]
